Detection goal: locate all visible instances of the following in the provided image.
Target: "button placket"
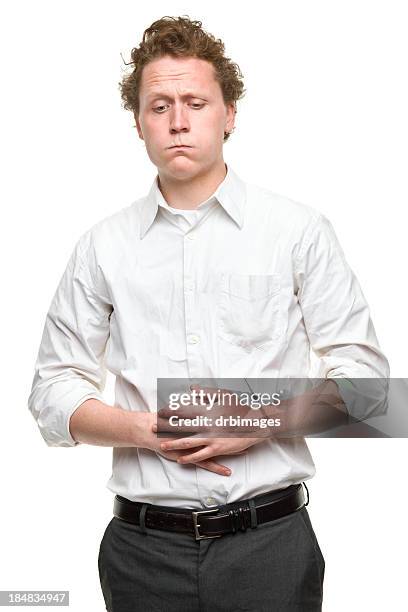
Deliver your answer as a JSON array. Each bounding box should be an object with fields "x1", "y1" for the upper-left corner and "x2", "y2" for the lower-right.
[{"x1": 183, "y1": 231, "x2": 201, "y2": 377}]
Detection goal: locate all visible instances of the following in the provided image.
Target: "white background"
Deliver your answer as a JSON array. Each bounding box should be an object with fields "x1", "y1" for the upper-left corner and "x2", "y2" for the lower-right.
[{"x1": 1, "y1": 1, "x2": 407, "y2": 610}]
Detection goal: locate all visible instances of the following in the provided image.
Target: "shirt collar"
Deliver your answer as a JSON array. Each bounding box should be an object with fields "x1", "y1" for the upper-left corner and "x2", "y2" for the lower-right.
[
  {"x1": 138, "y1": 163, "x2": 247, "y2": 239},
  {"x1": 157, "y1": 190, "x2": 217, "y2": 215}
]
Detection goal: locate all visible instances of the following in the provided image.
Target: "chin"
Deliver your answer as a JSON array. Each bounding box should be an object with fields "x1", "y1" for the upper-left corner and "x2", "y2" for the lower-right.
[{"x1": 161, "y1": 158, "x2": 201, "y2": 180}]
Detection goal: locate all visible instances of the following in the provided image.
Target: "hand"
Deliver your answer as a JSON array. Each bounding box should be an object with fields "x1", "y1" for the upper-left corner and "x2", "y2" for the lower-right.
[
  {"x1": 157, "y1": 384, "x2": 262, "y2": 435},
  {"x1": 135, "y1": 412, "x2": 232, "y2": 477},
  {"x1": 157, "y1": 433, "x2": 265, "y2": 465}
]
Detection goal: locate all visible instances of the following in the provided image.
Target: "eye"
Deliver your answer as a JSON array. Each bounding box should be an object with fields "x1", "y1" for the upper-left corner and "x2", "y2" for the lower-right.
[
  {"x1": 153, "y1": 105, "x2": 168, "y2": 113},
  {"x1": 152, "y1": 102, "x2": 205, "y2": 113}
]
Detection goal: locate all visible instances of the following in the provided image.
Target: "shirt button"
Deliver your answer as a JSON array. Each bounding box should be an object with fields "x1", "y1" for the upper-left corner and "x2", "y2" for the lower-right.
[
  {"x1": 206, "y1": 497, "x2": 217, "y2": 506},
  {"x1": 186, "y1": 233, "x2": 195, "y2": 241},
  {"x1": 187, "y1": 334, "x2": 200, "y2": 345},
  {"x1": 184, "y1": 280, "x2": 194, "y2": 291}
]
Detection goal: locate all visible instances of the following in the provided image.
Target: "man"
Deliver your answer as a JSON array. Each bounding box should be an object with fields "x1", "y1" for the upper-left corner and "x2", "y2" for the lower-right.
[{"x1": 28, "y1": 15, "x2": 389, "y2": 612}]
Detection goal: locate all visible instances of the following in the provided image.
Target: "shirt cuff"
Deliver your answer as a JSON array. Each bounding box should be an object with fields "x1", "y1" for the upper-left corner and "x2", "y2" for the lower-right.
[
  {"x1": 35, "y1": 387, "x2": 105, "y2": 447},
  {"x1": 329, "y1": 378, "x2": 355, "y2": 422}
]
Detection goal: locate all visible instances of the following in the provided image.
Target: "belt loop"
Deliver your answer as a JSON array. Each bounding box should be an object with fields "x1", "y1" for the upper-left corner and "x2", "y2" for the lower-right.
[
  {"x1": 139, "y1": 503, "x2": 149, "y2": 534},
  {"x1": 248, "y1": 498, "x2": 258, "y2": 529}
]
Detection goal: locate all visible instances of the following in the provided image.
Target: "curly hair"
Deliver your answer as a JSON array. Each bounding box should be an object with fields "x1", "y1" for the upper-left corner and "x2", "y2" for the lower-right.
[{"x1": 119, "y1": 15, "x2": 245, "y2": 142}]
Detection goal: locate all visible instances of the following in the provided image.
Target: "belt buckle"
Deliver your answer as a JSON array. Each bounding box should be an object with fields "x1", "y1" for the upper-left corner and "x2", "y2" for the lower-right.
[{"x1": 192, "y1": 508, "x2": 222, "y2": 541}]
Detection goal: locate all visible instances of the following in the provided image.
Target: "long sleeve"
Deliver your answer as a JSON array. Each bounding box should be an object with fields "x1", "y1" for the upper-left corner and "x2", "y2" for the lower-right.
[
  {"x1": 28, "y1": 232, "x2": 112, "y2": 447},
  {"x1": 295, "y1": 213, "x2": 389, "y2": 420}
]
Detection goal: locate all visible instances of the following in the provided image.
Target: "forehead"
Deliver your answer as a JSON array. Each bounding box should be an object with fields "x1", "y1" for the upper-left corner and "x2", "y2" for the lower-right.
[{"x1": 140, "y1": 55, "x2": 219, "y2": 97}]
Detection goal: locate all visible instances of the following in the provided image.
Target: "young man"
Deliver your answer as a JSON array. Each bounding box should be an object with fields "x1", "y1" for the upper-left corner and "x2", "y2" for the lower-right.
[{"x1": 28, "y1": 16, "x2": 389, "y2": 612}]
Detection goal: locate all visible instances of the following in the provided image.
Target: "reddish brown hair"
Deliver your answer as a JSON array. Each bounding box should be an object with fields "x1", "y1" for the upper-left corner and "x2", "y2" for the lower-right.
[{"x1": 119, "y1": 15, "x2": 245, "y2": 141}]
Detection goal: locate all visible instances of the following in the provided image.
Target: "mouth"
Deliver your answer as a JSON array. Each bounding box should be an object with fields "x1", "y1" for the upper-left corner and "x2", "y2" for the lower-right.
[{"x1": 168, "y1": 145, "x2": 192, "y2": 149}]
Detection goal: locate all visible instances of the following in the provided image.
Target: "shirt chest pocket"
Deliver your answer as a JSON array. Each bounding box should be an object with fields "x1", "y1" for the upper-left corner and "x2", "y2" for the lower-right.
[{"x1": 217, "y1": 273, "x2": 283, "y2": 351}]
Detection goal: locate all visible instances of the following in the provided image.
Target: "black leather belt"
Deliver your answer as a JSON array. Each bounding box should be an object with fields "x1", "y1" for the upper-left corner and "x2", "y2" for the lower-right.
[{"x1": 113, "y1": 483, "x2": 308, "y2": 540}]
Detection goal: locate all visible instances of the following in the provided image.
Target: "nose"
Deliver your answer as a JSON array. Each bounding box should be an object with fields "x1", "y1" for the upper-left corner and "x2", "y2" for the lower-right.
[{"x1": 169, "y1": 103, "x2": 190, "y2": 134}]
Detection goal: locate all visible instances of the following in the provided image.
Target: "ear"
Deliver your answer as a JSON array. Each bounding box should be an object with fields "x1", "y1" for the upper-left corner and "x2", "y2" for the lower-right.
[
  {"x1": 224, "y1": 102, "x2": 236, "y2": 135},
  {"x1": 134, "y1": 113, "x2": 144, "y2": 141}
]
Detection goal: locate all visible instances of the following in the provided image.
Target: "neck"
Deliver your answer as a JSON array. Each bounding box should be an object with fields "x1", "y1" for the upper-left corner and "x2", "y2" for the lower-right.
[{"x1": 157, "y1": 161, "x2": 227, "y2": 210}]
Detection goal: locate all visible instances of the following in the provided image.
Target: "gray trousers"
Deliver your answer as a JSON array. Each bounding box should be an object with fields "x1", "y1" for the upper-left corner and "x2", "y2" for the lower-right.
[{"x1": 98, "y1": 505, "x2": 325, "y2": 611}]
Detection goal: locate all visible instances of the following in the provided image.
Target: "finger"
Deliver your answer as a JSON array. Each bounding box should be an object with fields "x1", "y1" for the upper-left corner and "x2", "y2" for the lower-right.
[
  {"x1": 157, "y1": 408, "x2": 168, "y2": 418},
  {"x1": 177, "y1": 446, "x2": 218, "y2": 464},
  {"x1": 155, "y1": 416, "x2": 200, "y2": 433},
  {"x1": 195, "y1": 459, "x2": 231, "y2": 477},
  {"x1": 158, "y1": 406, "x2": 203, "y2": 418},
  {"x1": 189, "y1": 384, "x2": 216, "y2": 398},
  {"x1": 157, "y1": 406, "x2": 208, "y2": 419},
  {"x1": 190, "y1": 384, "x2": 224, "y2": 405},
  {"x1": 197, "y1": 385, "x2": 236, "y2": 399},
  {"x1": 160, "y1": 437, "x2": 208, "y2": 451},
  {"x1": 189, "y1": 384, "x2": 201, "y2": 393},
  {"x1": 194, "y1": 385, "x2": 217, "y2": 398},
  {"x1": 157, "y1": 407, "x2": 178, "y2": 418}
]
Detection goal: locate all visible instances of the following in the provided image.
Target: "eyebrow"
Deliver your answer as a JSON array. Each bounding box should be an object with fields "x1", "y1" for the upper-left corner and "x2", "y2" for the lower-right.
[{"x1": 146, "y1": 92, "x2": 208, "y2": 103}]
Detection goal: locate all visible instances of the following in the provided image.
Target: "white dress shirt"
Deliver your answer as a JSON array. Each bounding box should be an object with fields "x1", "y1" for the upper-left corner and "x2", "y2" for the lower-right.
[{"x1": 28, "y1": 164, "x2": 389, "y2": 508}]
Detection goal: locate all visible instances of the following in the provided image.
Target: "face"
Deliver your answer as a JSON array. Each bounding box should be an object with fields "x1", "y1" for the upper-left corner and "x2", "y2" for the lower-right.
[{"x1": 135, "y1": 55, "x2": 235, "y2": 181}]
